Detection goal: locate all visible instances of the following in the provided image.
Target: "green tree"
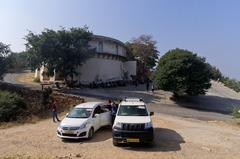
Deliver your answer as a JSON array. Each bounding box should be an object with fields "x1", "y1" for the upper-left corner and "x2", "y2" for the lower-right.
[
  {"x1": 0, "y1": 42, "x2": 11, "y2": 79},
  {"x1": 6, "y1": 51, "x2": 30, "y2": 71},
  {"x1": 25, "y1": 27, "x2": 95, "y2": 81},
  {"x1": 208, "y1": 65, "x2": 222, "y2": 81},
  {"x1": 154, "y1": 48, "x2": 211, "y2": 96},
  {"x1": 126, "y1": 35, "x2": 159, "y2": 69}
]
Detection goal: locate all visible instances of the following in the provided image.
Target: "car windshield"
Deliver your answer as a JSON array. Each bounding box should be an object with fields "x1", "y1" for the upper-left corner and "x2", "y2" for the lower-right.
[
  {"x1": 117, "y1": 105, "x2": 148, "y2": 116},
  {"x1": 67, "y1": 108, "x2": 92, "y2": 118}
]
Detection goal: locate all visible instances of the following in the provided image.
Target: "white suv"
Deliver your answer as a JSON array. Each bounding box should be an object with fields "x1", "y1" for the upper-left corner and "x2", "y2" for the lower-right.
[
  {"x1": 57, "y1": 102, "x2": 111, "y2": 139},
  {"x1": 112, "y1": 98, "x2": 154, "y2": 146}
]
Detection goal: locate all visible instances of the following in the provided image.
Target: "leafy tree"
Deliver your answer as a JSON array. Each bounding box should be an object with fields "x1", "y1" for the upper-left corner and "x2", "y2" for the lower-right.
[
  {"x1": 154, "y1": 48, "x2": 211, "y2": 96},
  {"x1": 207, "y1": 64, "x2": 222, "y2": 81},
  {"x1": 126, "y1": 35, "x2": 159, "y2": 69},
  {"x1": 0, "y1": 42, "x2": 11, "y2": 79},
  {"x1": 25, "y1": 27, "x2": 95, "y2": 82},
  {"x1": 6, "y1": 51, "x2": 30, "y2": 71}
]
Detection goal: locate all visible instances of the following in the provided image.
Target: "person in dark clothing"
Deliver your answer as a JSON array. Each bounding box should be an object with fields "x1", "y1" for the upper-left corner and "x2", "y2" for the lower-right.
[
  {"x1": 146, "y1": 78, "x2": 150, "y2": 91},
  {"x1": 107, "y1": 99, "x2": 112, "y2": 111},
  {"x1": 111, "y1": 102, "x2": 117, "y2": 125},
  {"x1": 151, "y1": 83, "x2": 155, "y2": 93},
  {"x1": 51, "y1": 101, "x2": 61, "y2": 122}
]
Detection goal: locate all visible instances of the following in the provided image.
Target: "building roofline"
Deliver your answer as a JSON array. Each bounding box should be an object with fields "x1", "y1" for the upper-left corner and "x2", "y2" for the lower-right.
[{"x1": 92, "y1": 35, "x2": 126, "y2": 47}]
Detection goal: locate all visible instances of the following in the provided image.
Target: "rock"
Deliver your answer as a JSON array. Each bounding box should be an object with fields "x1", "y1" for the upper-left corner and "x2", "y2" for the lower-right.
[
  {"x1": 76, "y1": 153, "x2": 82, "y2": 158},
  {"x1": 201, "y1": 146, "x2": 212, "y2": 152}
]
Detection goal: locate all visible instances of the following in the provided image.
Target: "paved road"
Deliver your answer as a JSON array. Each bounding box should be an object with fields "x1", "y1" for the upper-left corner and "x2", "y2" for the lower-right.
[
  {"x1": 3, "y1": 72, "x2": 240, "y2": 121},
  {"x1": 59, "y1": 81, "x2": 240, "y2": 121},
  {"x1": 3, "y1": 72, "x2": 41, "y2": 90}
]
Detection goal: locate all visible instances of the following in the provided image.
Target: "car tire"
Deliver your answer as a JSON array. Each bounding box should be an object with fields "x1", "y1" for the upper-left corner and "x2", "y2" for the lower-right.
[
  {"x1": 88, "y1": 127, "x2": 94, "y2": 139},
  {"x1": 113, "y1": 139, "x2": 119, "y2": 146}
]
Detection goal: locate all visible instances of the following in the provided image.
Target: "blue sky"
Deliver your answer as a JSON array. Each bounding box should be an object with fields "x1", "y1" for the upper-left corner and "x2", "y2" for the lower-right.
[{"x1": 0, "y1": 0, "x2": 239, "y2": 79}]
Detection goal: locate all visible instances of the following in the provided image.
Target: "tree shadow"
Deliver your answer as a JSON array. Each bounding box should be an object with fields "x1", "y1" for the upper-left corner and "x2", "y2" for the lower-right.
[
  {"x1": 61, "y1": 126, "x2": 112, "y2": 144},
  {"x1": 120, "y1": 128, "x2": 185, "y2": 152},
  {"x1": 174, "y1": 95, "x2": 240, "y2": 114},
  {"x1": 58, "y1": 87, "x2": 161, "y2": 104}
]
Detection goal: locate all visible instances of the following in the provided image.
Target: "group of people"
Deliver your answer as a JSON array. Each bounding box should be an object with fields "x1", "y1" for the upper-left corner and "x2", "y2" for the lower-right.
[{"x1": 49, "y1": 98, "x2": 120, "y2": 124}]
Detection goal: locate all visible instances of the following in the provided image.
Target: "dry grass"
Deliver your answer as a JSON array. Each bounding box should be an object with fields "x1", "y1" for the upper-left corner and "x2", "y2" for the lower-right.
[{"x1": 15, "y1": 72, "x2": 39, "y2": 85}]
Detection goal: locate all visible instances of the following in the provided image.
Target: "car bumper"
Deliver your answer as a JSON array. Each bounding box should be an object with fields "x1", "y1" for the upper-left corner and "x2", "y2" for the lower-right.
[
  {"x1": 112, "y1": 128, "x2": 154, "y2": 143},
  {"x1": 57, "y1": 127, "x2": 89, "y2": 139}
]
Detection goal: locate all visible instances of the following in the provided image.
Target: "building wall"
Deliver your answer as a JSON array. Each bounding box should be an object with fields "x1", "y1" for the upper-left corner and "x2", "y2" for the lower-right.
[
  {"x1": 75, "y1": 58, "x2": 137, "y2": 84},
  {"x1": 76, "y1": 58, "x2": 124, "y2": 84},
  {"x1": 89, "y1": 40, "x2": 126, "y2": 57}
]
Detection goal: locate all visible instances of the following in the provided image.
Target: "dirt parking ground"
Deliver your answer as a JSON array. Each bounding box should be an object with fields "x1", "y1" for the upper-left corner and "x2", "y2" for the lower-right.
[{"x1": 0, "y1": 114, "x2": 239, "y2": 159}]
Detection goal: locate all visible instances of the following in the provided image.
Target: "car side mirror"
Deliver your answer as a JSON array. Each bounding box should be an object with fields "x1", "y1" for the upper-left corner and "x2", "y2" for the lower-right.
[
  {"x1": 66, "y1": 113, "x2": 69, "y2": 117},
  {"x1": 150, "y1": 112, "x2": 154, "y2": 116},
  {"x1": 94, "y1": 114, "x2": 99, "y2": 118}
]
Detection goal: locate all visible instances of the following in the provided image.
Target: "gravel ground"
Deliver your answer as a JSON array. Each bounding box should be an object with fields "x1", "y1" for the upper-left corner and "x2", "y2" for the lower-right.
[{"x1": 0, "y1": 114, "x2": 240, "y2": 159}]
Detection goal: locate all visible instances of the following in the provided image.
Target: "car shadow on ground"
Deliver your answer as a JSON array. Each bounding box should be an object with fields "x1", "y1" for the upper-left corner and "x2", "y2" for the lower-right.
[
  {"x1": 119, "y1": 128, "x2": 185, "y2": 152},
  {"x1": 61, "y1": 126, "x2": 112, "y2": 143},
  {"x1": 174, "y1": 95, "x2": 240, "y2": 114}
]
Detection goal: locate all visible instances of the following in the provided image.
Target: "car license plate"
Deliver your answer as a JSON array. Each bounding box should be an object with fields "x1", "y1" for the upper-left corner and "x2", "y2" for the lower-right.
[
  {"x1": 127, "y1": 138, "x2": 140, "y2": 143},
  {"x1": 64, "y1": 130, "x2": 74, "y2": 134}
]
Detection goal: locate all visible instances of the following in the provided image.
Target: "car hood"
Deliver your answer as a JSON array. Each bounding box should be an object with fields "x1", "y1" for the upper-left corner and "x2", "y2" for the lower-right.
[
  {"x1": 115, "y1": 116, "x2": 151, "y2": 124},
  {"x1": 60, "y1": 117, "x2": 88, "y2": 127}
]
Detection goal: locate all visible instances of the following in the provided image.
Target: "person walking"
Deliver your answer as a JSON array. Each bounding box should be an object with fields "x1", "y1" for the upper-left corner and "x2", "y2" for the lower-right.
[{"x1": 51, "y1": 100, "x2": 61, "y2": 122}]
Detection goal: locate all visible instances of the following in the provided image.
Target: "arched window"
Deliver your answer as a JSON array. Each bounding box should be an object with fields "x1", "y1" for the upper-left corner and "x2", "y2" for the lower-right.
[{"x1": 98, "y1": 42, "x2": 103, "y2": 53}]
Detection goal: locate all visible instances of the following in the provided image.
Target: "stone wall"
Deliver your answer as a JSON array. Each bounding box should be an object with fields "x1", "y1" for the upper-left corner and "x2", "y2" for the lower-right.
[{"x1": 0, "y1": 82, "x2": 85, "y2": 116}]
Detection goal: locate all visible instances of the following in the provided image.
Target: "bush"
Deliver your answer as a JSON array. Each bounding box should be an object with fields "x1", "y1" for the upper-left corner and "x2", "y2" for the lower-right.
[
  {"x1": 220, "y1": 77, "x2": 240, "y2": 93},
  {"x1": 33, "y1": 77, "x2": 40, "y2": 83},
  {"x1": 232, "y1": 106, "x2": 240, "y2": 118},
  {"x1": 154, "y1": 48, "x2": 211, "y2": 96},
  {"x1": 42, "y1": 87, "x2": 53, "y2": 105},
  {"x1": 0, "y1": 91, "x2": 26, "y2": 122}
]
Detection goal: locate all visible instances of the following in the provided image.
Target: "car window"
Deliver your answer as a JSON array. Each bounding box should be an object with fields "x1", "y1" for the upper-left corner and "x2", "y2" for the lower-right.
[
  {"x1": 117, "y1": 105, "x2": 148, "y2": 116},
  {"x1": 101, "y1": 105, "x2": 111, "y2": 112},
  {"x1": 67, "y1": 108, "x2": 92, "y2": 118},
  {"x1": 92, "y1": 106, "x2": 102, "y2": 117}
]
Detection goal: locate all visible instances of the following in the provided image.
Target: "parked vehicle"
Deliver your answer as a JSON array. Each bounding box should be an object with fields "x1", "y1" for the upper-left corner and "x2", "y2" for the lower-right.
[
  {"x1": 112, "y1": 98, "x2": 154, "y2": 146},
  {"x1": 57, "y1": 102, "x2": 111, "y2": 139}
]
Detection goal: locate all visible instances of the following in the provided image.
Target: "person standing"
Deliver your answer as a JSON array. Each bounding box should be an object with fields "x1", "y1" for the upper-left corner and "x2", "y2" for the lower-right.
[
  {"x1": 111, "y1": 102, "x2": 117, "y2": 125},
  {"x1": 146, "y1": 78, "x2": 150, "y2": 91},
  {"x1": 151, "y1": 83, "x2": 155, "y2": 93},
  {"x1": 51, "y1": 101, "x2": 61, "y2": 122}
]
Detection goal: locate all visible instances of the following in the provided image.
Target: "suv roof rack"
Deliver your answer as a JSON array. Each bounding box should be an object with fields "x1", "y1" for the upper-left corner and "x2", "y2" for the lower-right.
[{"x1": 123, "y1": 98, "x2": 144, "y2": 102}]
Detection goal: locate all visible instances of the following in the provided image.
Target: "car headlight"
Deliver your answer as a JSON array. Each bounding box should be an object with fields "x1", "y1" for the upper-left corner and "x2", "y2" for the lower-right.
[
  {"x1": 58, "y1": 123, "x2": 63, "y2": 129},
  {"x1": 80, "y1": 122, "x2": 88, "y2": 129},
  {"x1": 145, "y1": 122, "x2": 153, "y2": 129},
  {"x1": 113, "y1": 122, "x2": 122, "y2": 130}
]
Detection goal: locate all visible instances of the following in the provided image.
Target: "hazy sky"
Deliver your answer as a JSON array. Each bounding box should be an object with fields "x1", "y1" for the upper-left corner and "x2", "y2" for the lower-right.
[{"x1": 0, "y1": 0, "x2": 239, "y2": 79}]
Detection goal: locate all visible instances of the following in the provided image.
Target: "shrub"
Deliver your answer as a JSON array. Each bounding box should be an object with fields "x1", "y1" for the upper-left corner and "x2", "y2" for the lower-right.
[
  {"x1": 220, "y1": 77, "x2": 240, "y2": 93},
  {"x1": 42, "y1": 87, "x2": 53, "y2": 105},
  {"x1": 0, "y1": 91, "x2": 26, "y2": 122},
  {"x1": 232, "y1": 106, "x2": 240, "y2": 118},
  {"x1": 33, "y1": 77, "x2": 40, "y2": 83}
]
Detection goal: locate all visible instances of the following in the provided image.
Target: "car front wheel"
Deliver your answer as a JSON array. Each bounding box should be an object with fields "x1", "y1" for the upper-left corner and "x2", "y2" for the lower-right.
[
  {"x1": 88, "y1": 127, "x2": 94, "y2": 139},
  {"x1": 112, "y1": 139, "x2": 119, "y2": 146}
]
